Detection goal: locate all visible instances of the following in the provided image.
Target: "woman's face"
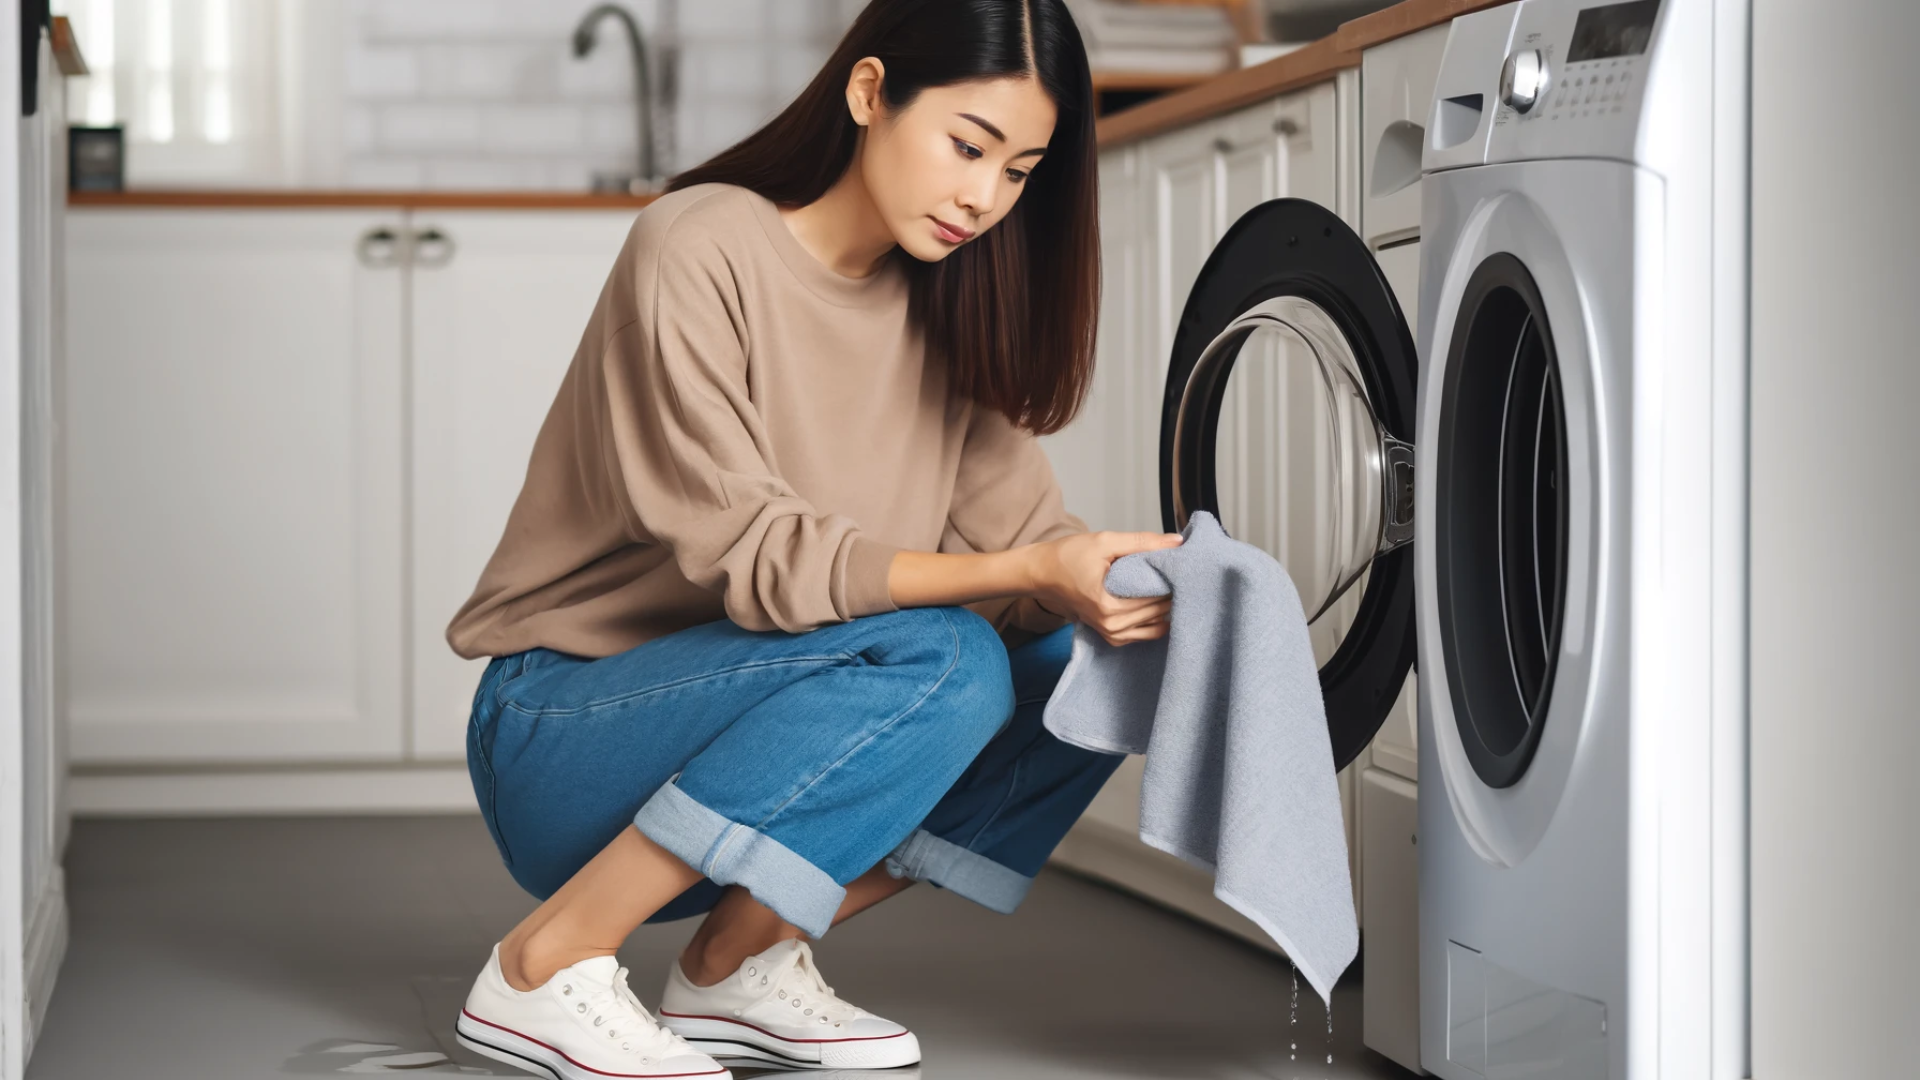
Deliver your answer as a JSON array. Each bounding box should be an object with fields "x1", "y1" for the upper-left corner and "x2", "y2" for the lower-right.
[{"x1": 849, "y1": 62, "x2": 1059, "y2": 263}]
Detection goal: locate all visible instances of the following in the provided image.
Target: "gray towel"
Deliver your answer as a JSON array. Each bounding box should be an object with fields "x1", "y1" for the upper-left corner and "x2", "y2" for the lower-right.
[{"x1": 1041, "y1": 510, "x2": 1357, "y2": 1003}]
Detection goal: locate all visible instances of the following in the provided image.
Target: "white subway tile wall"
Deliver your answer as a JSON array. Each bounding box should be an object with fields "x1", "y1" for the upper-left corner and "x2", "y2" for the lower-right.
[{"x1": 342, "y1": 0, "x2": 867, "y2": 191}]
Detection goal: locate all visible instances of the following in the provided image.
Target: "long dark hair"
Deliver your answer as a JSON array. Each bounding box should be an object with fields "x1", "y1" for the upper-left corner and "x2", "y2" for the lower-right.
[{"x1": 669, "y1": 0, "x2": 1098, "y2": 437}]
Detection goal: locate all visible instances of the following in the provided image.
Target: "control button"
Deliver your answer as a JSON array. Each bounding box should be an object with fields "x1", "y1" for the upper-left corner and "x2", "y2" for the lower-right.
[{"x1": 1500, "y1": 48, "x2": 1549, "y2": 113}]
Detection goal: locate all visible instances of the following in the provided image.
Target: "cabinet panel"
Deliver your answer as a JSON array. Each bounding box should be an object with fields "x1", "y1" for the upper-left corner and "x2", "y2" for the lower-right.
[
  {"x1": 1361, "y1": 767, "x2": 1422, "y2": 1073},
  {"x1": 65, "y1": 211, "x2": 405, "y2": 763},
  {"x1": 1142, "y1": 126, "x2": 1217, "y2": 535},
  {"x1": 1042, "y1": 144, "x2": 1140, "y2": 533},
  {"x1": 409, "y1": 210, "x2": 640, "y2": 759}
]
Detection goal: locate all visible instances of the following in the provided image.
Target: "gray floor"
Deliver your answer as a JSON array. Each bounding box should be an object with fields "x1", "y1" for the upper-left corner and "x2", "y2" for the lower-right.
[{"x1": 28, "y1": 816, "x2": 1415, "y2": 1080}]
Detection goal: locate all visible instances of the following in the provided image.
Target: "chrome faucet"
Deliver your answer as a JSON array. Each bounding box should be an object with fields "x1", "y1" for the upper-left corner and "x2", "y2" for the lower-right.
[{"x1": 572, "y1": 3, "x2": 663, "y2": 192}]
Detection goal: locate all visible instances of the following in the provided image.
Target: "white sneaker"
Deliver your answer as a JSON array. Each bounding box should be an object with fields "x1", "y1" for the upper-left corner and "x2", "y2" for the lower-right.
[
  {"x1": 456, "y1": 943, "x2": 732, "y2": 1079},
  {"x1": 658, "y1": 938, "x2": 921, "y2": 1070}
]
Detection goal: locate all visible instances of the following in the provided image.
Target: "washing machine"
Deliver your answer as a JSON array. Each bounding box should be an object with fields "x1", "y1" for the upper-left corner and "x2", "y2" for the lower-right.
[{"x1": 1158, "y1": 2, "x2": 1748, "y2": 1077}]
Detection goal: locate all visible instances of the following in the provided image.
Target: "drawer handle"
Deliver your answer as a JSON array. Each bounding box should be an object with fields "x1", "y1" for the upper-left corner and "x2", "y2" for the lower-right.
[
  {"x1": 411, "y1": 227, "x2": 457, "y2": 269},
  {"x1": 356, "y1": 227, "x2": 402, "y2": 269}
]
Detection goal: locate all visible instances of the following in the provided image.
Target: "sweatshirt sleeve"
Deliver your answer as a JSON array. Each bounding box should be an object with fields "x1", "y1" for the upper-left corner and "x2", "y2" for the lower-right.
[
  {"x1": 597, "y1": 214, "x2": 900, "y2": 633},
  {"x1": 939, "y1": 404, "x2": 1091, "y2": 641}
]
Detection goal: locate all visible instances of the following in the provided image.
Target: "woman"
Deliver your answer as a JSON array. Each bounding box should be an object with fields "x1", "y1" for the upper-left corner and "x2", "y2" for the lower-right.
[{"x1": 447, "y1": 2, "x2": 1181, "y2": 1076}]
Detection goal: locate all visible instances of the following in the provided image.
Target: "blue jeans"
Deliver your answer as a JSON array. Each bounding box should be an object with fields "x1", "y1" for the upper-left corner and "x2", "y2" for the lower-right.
[{"x1": 465, "y1": 606, "x2": 1123, "y2": 938}]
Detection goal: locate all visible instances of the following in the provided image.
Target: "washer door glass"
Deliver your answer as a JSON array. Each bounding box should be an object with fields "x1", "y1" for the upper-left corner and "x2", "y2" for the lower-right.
[
  {"x1": 1160, "y1": 199, "x2": 1417, "y2": 771},
  {"x1": 1435, "y1": 252, "x2": 1569, "y2": 790},
  {"x1": 1172, "y1": 296, "x2": 1412, "y2": 628}
]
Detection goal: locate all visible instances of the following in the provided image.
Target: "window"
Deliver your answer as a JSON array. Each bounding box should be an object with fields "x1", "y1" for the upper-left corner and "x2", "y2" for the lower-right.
[{"x1": 55, "y1": 0, "x2": 299, "y2": 185}]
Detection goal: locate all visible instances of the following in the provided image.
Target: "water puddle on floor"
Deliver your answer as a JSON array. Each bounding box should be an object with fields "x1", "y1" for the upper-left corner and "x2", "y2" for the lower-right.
[
  {"x1": 280, "y1": 976, "x2": 512, "y2": 1075},
  {"x1": 279, "y1": 1039, "x2": 495, "y2": 1074}
]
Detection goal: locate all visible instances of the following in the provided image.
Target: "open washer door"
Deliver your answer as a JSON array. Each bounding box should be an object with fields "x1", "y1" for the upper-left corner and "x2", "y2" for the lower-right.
[{"x1": 1160, "y1": 198, "x2": 1417, "y2": 772}]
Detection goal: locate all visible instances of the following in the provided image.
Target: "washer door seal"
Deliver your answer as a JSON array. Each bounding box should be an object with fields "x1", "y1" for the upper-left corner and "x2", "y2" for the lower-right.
[
  {"x1": 1158, "y1": 198, "x2": 1418, "y2": 772},
  {"x1": 1435, "y1": 252, "x2": 1569, "y2": 790}
]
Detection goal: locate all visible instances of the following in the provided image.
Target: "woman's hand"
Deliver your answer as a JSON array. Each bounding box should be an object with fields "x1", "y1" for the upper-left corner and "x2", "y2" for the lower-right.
[{"x1": 1025, "y1": 531, "x2": 1184, "y2": 647}]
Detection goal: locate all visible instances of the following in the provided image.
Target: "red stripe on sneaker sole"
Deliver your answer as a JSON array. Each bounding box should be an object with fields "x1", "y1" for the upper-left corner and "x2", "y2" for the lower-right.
[
  {"x1": 657, "y1": 1011, "x2": 908, "y2": 1045},
  {"x1": 459, "y1": 1009, "x2": 729, "y2": 1078}
]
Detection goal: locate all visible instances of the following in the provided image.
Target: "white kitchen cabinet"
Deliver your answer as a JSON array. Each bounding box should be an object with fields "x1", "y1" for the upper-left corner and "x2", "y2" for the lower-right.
[
  {"x1": 65, "y1": 211, "x2": 407, "y2": 765},
  {"x1": 409, "y1": 211, "x2": 638, "y2": 759},
  {"x1": 64, "y1": 205, "x2": 641, "y2": 775}
]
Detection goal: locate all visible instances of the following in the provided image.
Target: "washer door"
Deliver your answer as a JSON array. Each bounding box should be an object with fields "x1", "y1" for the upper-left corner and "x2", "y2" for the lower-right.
[{"x1": 1160, "y1": 198, "x2": 1416, "y2": 772}]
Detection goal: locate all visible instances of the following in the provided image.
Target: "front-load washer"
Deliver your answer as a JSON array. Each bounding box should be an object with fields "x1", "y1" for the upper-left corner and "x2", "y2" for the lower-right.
[
  {"x1": 1416, "y1": 2, "x2": 1745, "y2": 1076},
  {"x1": 1156, "y1": 2, "x2": 1747, "y2": 1077}
]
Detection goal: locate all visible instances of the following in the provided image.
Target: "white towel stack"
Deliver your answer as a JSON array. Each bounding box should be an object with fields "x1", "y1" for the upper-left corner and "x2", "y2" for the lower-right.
[{"x1": 1064, "y1": 0, "x2": 1239, "y2": 76}]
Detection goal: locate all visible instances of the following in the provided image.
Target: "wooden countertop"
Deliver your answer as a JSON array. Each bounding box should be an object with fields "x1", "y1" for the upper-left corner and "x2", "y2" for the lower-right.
[
  {"x1": 1096, "y1": 0, "x2": 1508, "y2": 148},
  {"x1": 1095, "y1": 36, "x2": 1357, "y2": 148},
  {"x1": 68, "y1": 190, "x2": 661, "y2": 211}
]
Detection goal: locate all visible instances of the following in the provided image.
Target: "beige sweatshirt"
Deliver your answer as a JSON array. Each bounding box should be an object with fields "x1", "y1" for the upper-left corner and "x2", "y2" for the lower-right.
[{"x1": 446, "y1": 183, "x2": 1088, "y2": 660}]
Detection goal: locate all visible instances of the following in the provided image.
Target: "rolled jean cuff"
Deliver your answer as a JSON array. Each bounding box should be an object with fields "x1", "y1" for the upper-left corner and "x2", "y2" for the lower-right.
[
  {"x1": 882, "y1": 828, "x2": 1035, "y2": 915},
  {"x1": 632, "y1": 780, "x2": 845, "y2": 938}
]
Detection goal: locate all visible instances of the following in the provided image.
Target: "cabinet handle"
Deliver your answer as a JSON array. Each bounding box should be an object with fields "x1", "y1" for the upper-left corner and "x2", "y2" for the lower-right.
[
  {"x1": 1211, "y1": 136, "x2": 1236, "y2": 155},
  {"x1": 411, "y1": 226, "x2": 457, "y2": 269},
  {"x1": 356, "y1": 226, "x2": 402, "y2": 269},
  {"x1": 1273, "y1": 116, "x2": 1301, "y2": 137}
]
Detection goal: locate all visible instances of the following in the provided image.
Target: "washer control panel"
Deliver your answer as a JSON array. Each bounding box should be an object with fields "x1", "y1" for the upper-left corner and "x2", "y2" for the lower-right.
[
  {"x1": 1540, "y1": 55, "x2": 1641, "y2": 120},
  {"x1": 1486, "y1": 0, "x2": 1663, "y2": 164}
]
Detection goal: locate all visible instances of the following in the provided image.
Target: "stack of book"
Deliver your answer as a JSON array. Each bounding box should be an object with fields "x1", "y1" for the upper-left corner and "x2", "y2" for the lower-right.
[{"x1": 1064, "y1": 0, "x2": 1241, "y2": 77}]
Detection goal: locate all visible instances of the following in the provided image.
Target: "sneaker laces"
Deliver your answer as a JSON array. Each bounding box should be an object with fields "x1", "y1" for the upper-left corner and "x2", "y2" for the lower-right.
[
  {"x1": 580, "y1": 964, "x2": 691, "y2": 1059},
  {"x1": 759, "y1": 940, "x2": 859, "y2": 1026}
]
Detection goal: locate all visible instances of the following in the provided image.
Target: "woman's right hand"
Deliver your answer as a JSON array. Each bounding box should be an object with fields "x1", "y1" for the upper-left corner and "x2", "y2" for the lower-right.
[{"x1": 1025, "y1": 531, "x2": 1184, "y2": 647}]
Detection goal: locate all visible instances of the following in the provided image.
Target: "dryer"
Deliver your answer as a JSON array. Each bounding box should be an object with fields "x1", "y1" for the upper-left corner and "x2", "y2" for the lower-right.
[{"x1": 1157, "y1": 2, "x2": 1747, "y2": 1077}]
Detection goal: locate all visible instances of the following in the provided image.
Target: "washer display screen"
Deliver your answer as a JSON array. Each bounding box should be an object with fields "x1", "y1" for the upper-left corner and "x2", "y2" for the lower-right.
[{"x1": 1567, "y1": 0, "x2": 1660, "y2": 62}]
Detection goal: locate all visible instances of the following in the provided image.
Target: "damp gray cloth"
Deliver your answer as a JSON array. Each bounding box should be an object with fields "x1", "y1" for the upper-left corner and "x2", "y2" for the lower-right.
[{"x1": 1041, "y1": 510, "x2": 1357, "y2": 1003}]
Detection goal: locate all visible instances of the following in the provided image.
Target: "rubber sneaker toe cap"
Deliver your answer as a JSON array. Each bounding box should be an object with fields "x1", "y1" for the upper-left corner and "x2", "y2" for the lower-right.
[{"x1": 820, "y1": 1027, "x2": 921, "y2": 1069}]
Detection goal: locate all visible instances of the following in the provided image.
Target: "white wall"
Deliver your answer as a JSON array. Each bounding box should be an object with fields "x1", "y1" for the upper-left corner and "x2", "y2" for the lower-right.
[
  {"x1": 1750, "y1": 0, "x2": 1920, "y2": 1075},
  {"x1": 336, "y1": 0, "x2": 865, "y2": 190},
  {"x1": 0, "y1": 3, "x2": 21, "y2": 1072}
]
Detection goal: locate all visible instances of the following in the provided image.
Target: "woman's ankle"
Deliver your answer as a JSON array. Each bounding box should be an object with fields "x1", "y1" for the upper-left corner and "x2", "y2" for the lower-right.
[
  {"x1": 677, "y1": 928, "x2": 802, "y2": 988},
  {"x1": 500, "y1": 925, "x2": 613, "y2": 993}
]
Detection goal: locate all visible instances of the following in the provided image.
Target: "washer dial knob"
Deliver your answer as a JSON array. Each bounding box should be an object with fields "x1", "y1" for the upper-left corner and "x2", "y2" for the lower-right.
[{"x1": 1500, "y1": 49, "x2": 1549, "y2": 113}]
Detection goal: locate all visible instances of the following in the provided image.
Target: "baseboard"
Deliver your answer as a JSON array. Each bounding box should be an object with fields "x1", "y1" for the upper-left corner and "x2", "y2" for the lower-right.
[
  {"x1": 69, "y1": 764, "x2": 480, "y2": 816},
  {"x1": 22, "y1": 866, "x2": 68, "y2": 1063},
  {"x1": 1049, "y1": 816, "x2": 1280, "y2": 956}
]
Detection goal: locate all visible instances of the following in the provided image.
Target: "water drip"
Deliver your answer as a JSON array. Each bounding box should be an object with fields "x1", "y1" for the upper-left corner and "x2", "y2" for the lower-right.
[{"x1": 1289, "y1": 959, "x2": 1298, "y2": 1063}]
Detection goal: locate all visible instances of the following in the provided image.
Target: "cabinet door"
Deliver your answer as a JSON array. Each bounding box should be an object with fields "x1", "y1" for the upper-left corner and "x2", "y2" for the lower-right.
[
  {"x1": 1041, "y1": 143, "x2": 1142, "y2": 533},
  {"x1": 65, "y1": 210, "x2": 406, "y2": 764},
  {"x1": 408, "y1": 210, "x2": 640, "y2": 760},
  {"x1": 1140, "y1": 122, "x2": 1221, "y2": 536}
]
